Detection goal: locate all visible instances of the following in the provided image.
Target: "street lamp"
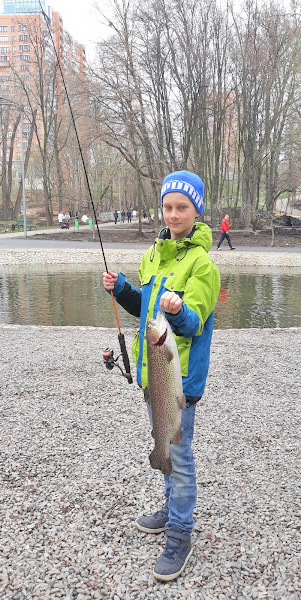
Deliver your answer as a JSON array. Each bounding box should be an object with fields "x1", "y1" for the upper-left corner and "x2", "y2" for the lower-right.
[{"x1": 0, "y1": 98, "x2": 27, "y2": 237}]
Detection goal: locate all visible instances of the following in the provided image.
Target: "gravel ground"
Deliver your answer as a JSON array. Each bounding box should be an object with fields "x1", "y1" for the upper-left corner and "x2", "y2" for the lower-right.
[{"x1": 0, "y1": 325, "x2": 300, "y2": 600}]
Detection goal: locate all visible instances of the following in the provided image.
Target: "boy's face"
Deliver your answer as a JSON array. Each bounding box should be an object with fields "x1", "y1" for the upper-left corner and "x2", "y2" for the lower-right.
[{"x1": 162, "y1": 192, "x2": 199, "y2": 240}]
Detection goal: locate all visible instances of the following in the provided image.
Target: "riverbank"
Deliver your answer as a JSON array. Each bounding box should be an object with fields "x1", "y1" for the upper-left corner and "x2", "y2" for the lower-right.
[
  {"x1": 0, "y1": 325, "x2": 300, "y2": 599},
  {"x1": 0, "y1": 247, "x2": 301, "y2": 267}
]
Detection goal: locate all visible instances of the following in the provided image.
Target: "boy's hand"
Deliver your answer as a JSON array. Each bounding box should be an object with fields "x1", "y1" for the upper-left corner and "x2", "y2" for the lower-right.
[
  {"x1": 102, "y1": 270, "x2": 118, "y2": 290},
  {"x1": 160, "y1": 291, "x2": 182, "y2": 314}
]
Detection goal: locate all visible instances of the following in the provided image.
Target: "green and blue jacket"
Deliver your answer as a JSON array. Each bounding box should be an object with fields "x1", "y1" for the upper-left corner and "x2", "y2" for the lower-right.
[{"x1": 111, "y1": 222, "x2": 220, "y2": 400}]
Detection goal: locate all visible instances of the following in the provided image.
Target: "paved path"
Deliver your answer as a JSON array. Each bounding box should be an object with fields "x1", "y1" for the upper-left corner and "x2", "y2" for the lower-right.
[
  {"x1": 0, "y1": 222, "x2": 300, "y2": 252},
  {"x1": 0, "y1": 237, "x2": 300, "y2": 253}
]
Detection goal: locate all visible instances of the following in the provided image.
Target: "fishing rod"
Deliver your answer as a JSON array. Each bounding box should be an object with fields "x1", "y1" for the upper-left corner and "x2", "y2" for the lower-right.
[{"x1": 39, "y1": 2, "x2": 132, "y2": 383}]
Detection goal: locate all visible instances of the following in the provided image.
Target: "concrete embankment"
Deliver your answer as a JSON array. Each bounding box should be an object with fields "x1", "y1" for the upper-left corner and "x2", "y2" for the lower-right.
[
  {"x1": 0, "y1": 247, "x2": 301, "y2": 267},
  {"x1": 0, "y1": 325, "x2": 300, "y2": 598}
]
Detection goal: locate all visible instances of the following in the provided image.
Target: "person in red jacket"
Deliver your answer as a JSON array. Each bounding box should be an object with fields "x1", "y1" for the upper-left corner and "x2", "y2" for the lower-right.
[{"x1": 217, "y1": 214, "x2": 235, "y2": 250}]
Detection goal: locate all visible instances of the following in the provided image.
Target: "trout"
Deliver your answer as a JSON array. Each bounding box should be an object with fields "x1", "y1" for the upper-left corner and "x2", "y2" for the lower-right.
[{"x1": 146, "y1": 311, "x2": 186, "y2": 476}]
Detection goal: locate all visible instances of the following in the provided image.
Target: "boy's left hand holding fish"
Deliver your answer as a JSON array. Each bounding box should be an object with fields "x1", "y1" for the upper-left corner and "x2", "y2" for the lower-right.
[{"x1": 159, "y1": 291, "x2": 183, "y2": 315}]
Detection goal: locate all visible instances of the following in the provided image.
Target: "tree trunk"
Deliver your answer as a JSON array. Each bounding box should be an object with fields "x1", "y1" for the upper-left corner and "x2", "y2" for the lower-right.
[{"x1": 13, "y1": 110, "x2": 37, "y2": 219}]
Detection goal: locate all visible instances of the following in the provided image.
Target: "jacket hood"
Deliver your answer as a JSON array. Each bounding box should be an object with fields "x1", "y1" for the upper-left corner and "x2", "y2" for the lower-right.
[{"x1": 157, "y1": 222, "x2": 212, "y2": 254}]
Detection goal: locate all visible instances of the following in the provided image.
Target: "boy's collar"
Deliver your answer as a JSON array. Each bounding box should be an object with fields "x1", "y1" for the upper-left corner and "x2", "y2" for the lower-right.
[{"x1": 158, "y1": 225, "x2": 195, "y2": 240}]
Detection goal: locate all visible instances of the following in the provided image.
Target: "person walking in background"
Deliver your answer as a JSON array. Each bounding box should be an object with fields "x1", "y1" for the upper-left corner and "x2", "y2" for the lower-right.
[
  {"x1": 217, "y1": 214, "x2": 235, "y2": 250},
  {"x1": 114, "y1": 210, "x2": 118, "y2": 224},
  {"x1": 127, "y1": 208, "x2": 132, "y2": 223},
  {"x1": 132, "y1": 209, "x2": 137, "y2": 221},
  {"x1": 121, "y1": 209, "x2": 125, "y2": 223},
  {"x1": 58, "y1": 210, "x2": 64, "y2": 225}
]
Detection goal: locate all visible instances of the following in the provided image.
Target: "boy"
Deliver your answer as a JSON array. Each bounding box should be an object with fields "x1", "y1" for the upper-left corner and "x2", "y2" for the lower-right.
[
  {"x1": 103, "y1": 170, "x2": 220, "y2": 581},
  {"x1": 217, "y1": 214, "x2": 235, "y2": 250}
]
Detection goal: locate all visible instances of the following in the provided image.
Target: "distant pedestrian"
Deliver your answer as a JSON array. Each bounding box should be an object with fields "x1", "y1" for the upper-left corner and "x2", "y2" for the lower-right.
[
  {"x1": 127, "y1": 209, "x2": 132, "y2": 223},
  {"x1": 114, "y1": 210, "x2": 118, "y2": 224},
  {"x1": 75, "y1": 208, "x2": 79, "y2": 219},
  {"x1": 121, "y1": 209, "x2": 125, "y2": 223},
  {"x1": 143, "y1": 208, "x2": 147, "y2": 219},
  {"x1": 58, "y1": 210, "x2": 64, "y2": 225},
  {"x1": 217, "y1": 214, "x2": 235, "y2": 250},
  {"x1": 132, "y1": 209, "x2": 137, "y2": 221}
]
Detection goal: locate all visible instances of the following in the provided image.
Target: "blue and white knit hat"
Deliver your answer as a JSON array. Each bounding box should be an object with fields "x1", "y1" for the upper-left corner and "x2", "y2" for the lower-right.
[{"x1": 161, "y1": 170, "x2": 204, "y2": 215}]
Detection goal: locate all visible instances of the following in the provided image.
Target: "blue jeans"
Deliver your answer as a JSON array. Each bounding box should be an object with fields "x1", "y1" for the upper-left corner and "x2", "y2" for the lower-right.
[
  {"x1": 147, "y1": 402, "x2": 197, "y2": 532},
  {"x1": 217, "y1": 232, "x2": 233, "y2": 248}
]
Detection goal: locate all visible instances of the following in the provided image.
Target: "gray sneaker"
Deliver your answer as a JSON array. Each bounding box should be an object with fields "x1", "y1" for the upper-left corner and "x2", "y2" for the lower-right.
[
  {"x1": 136, "y1": 502, "x2": 168, "y2": 534},
  {"x1": 153, "y1": 526, "x2": 193, "y2": 582}
]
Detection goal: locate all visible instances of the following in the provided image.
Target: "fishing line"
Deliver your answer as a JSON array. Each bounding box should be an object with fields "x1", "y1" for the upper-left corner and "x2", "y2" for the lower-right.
[{"x1": 38, "y1": 2, "x2": 132, "y2": 383}]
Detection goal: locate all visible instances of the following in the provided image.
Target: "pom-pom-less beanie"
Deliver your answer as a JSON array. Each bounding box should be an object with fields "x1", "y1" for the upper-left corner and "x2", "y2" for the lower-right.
[{"x1": 161, "y1": 170, "x2": 204, "y2": 215}]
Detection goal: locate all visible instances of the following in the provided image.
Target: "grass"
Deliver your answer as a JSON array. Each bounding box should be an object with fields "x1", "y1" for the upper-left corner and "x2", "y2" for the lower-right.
[{"x1": 0, "y1": 221, "x2": 61, "y2": 233}]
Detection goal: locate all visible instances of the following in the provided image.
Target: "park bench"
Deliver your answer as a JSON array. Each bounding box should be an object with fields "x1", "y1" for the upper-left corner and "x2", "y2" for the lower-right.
[{"x1": 16, "y1": 218, "x2": 37, "y2": 231}]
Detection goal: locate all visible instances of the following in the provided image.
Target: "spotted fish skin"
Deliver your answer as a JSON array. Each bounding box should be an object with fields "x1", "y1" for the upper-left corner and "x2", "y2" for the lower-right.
[{"x1": 146, "y1": 311, "x2": 186, "y2": 476}]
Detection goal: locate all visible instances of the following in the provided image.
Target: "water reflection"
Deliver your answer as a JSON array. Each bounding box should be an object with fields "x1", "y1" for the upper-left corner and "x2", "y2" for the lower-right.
[{"x1": 0, "y1": 265, "x2": 300, "y2": 329}]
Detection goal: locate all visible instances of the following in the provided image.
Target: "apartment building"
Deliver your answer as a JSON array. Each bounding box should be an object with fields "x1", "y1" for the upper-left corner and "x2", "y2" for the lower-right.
[{"x1": 0, "y1": 1, "x2": 86, "y2": 163}]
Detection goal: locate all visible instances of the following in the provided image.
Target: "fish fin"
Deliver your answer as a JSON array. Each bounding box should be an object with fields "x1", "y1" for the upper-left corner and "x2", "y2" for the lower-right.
[
  {"x1": 149, "y1": 449, "x2": 172, "y2": 476},
  {"x1": 164, "y1": 346, "x2": 174, "y2": 363},
  {"x1": 170, "y1": 427, "x2": 183, "y2": 445},
  {"x1": 177, "y1": 394, "x2": 186, "y2": 410}
]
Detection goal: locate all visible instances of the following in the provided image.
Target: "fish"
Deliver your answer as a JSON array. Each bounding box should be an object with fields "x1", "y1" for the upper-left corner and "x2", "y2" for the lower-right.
[{"x1": 146, "y1": 311, "x2": 186, "y2": 476}]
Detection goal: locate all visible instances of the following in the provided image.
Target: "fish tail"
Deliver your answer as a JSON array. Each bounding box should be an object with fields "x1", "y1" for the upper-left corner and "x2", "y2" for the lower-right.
[{"x1": 149, "y1": 449, "x2": 172, "y2": 476}]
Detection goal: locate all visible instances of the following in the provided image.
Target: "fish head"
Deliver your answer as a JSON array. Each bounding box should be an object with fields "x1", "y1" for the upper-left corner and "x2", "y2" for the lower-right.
[{"x1": 146, "y1": 311, "x2": 168, "y2": 346}]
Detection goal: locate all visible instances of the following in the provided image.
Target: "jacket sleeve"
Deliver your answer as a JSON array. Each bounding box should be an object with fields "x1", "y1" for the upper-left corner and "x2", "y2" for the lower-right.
[
  {"x1": 110, "y1": 272, "x2": 142, "y2": 317},
  {"x1": 164, "y1": 258, "x2": 220, "y2": 337}
]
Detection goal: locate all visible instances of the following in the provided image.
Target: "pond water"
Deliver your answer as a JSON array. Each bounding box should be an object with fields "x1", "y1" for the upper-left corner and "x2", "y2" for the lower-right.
[{"x1": 0, "y1": 265, "x2": 300, "y2": 330}]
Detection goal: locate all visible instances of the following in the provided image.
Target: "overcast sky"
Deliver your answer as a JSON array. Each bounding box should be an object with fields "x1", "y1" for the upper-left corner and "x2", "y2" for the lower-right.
[{"x1": 50, "y1": 0, "x2": 110, "y2": 60}]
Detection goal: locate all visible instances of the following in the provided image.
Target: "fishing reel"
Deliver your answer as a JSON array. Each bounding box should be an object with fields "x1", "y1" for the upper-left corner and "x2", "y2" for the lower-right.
[
  {"x1": 102, "y1": 348, "x2": 116, "y2": 371},
  {"x1": 102, "y1": 340, "x2": 133, "y2": 384}
]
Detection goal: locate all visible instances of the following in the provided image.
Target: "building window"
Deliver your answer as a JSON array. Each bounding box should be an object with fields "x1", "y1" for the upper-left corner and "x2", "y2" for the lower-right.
[
  {"x1": 19, "y1": 34, "x2": 29, "y2": 41},
  {"x1": 17, "y1": 152, "x2": 21, "y2": 159},
  {"x1": 0, "y1": 36, "x2": 8, "y2": 42},
  {"x1": 21, "y1": 74, "x2": 30, "y2": 80},
  {"x1": 12, "y1": 56, "x2": 17, "y2": 63},
  {"x1": 11, "y1": 26, "x2": 16, "y2": 32},
  {"x1": 18, "y1": 25, "x2": 28, "y2": 32},
  {"x1": 21, "y1": 64, "x2": 29, "y2": 70},
  {"x1": 0, "y1": 47, "x2": 9, "y2": 53},
  {"x1": 0, "y1": 84, "x2": 10, "y2": 90},
  {"x1": 12, "y1": 36, "x2": 16, "y2": 42},
  {"x1": 0, "y1": 55, "x2": 9, "y2": 61},
  {"x1": 20, "y1": 54, "x2": 30, "y2": 61},
  {"x1": 13, "y1": 46, "x2": 16, "y2": 52},
  {"x1": 0, "y1": 75, "x2": 10, "y2": 80},
  {"x1": 0, "y1": 26, "x2": 8, "y2": 32},
  {"x1": 19, "y1": 45, "x2": 30, "y2": 52}
]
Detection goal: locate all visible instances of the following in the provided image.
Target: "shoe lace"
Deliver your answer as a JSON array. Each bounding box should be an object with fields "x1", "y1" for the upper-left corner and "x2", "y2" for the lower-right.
[
  {"x1": 162, "y1": 536, "x2": 179, "y2": 560},
  {"x1": 154, "y1": 507, "x2": 168, "y2": 519}
]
